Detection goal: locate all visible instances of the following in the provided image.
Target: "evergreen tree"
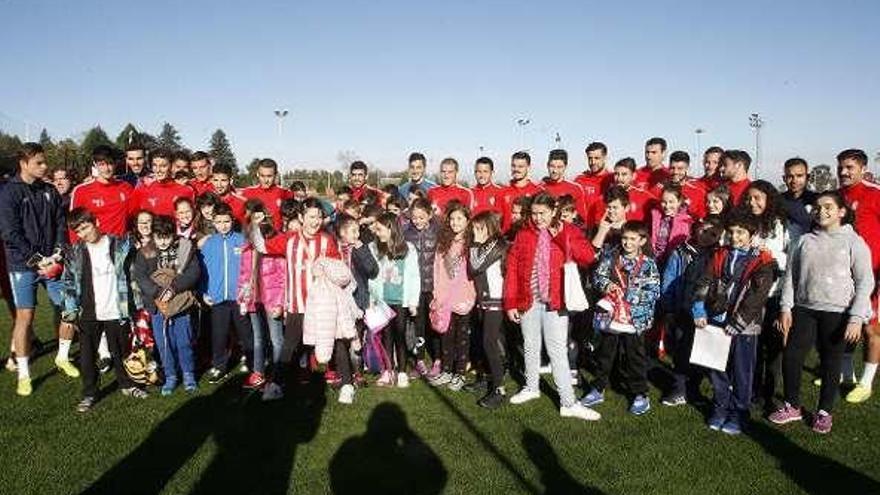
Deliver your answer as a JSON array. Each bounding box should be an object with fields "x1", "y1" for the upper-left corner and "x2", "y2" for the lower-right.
[
  {"x1": 0, "y1": 130, "x2": 24, "y2": 177},
  {"x1": 116, "y1": 123, "x2": 141, "y2": 149},
  {"x1": 157, "y1": 122, "x2": 183, "y2": 150},
  {"x1": 38, "y1": 128, "x2": 53, "y2": 148},
  {"x1": 209, "y1": 129, "x2": 238, "y2": 175}
]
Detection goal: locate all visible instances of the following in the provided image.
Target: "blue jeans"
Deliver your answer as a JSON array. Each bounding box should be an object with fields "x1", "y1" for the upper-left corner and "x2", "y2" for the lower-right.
[
  {"x1": 520, "y1": 302, "x2": 576, "y2": 408},
  {"x1": 249, "y1": 308, "x2": 284, "y2": 374},
  {"x1": 152, "y1": 312, "x2": 196, "y2": 387},
  {"x1": 709, "y1": 334, "x2": 758, "y2": 419}
]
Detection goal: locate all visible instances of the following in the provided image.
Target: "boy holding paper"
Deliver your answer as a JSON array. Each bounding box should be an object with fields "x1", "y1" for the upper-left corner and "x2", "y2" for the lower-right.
[{"x1": 692, "y1": 212, "x2": 776, "y2": 434}]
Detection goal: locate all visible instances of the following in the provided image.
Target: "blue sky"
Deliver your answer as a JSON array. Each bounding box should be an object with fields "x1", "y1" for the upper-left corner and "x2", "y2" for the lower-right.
[{"x1": 1, "y1": 0, "x2": 878, "y2": 182}]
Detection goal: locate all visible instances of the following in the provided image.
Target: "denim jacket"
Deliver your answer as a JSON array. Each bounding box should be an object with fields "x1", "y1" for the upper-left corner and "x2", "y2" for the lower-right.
[{"x1": 61, "y1": 235, "x2": 135, "y2": 321}]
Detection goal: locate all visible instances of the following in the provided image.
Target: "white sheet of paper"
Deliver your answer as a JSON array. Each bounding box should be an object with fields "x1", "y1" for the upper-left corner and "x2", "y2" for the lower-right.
[{"x1": 689, "y1": 324, "x2": 732, "y2": 372}]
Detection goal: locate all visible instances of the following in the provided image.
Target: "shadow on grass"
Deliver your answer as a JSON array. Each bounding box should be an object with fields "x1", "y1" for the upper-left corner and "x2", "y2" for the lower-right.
[
  {"x1": 80, "y1": 374, "x2": 326, "y2": 495},
  {"x1": 522, "y1": 429, "x2": 605, "y2": 495},
  {"x1": 747, "y1": 421, "x2": 880, "y2": 493},
  {"x1": 329, "y1": 402, "x2": 447, "y2": 494}
]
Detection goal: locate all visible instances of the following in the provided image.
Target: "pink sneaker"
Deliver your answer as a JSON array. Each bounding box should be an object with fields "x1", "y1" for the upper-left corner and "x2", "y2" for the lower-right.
[
  {"x1": 768, "y1": 403, "x2": 803, "y2": 425},
  {"x1": 812, "y1": 411, "x2": 833, "y2": 434},
  {"x1": 415, "y1": 360, "x2": 429, "y2": 377},
  {"x1": 427, "y1": 360, "x2": 442, "y2": 380},
  {"x1": 376, "y1": 370, "x2": 394, "y2": 387}
]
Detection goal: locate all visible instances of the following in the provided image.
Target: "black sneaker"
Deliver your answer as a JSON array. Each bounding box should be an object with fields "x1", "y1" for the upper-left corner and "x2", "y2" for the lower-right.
[
  {"x1": 463, "y1": 378, "x2": 488, "y2": 395},
  {"x1": 478, "y1": 387, "x2": 506, "y2": 409},
  {"x1": 97, "y1": 357, "x2": 112, "y2": 374},
  {"x1": 206, "y1": 367, "x2": 226, "y2": 384}
]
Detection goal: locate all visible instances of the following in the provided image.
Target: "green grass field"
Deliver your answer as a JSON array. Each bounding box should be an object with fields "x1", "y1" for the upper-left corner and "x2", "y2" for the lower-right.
[{"x1": 1, "y1": 298, "x2": 879, "y2": 495}]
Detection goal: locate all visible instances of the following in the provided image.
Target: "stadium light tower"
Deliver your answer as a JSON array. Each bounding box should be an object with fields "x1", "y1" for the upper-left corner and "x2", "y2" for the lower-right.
[
  {"x1": 274, "y1": 109, "x2": 289, "y2": 138},
  {"x1": 749, "y1": 113, "x2": 764, "y2": 178},
  {"x1": 694, "y1": 128, "x2": 705, "y2": 160},
  {"x1": 516, "y1": 117, "x2": 531, "y2": 150}
]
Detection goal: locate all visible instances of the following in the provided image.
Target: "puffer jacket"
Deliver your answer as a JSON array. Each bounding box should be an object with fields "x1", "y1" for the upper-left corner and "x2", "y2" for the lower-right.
[
  {"x1": 403, "y1": 219, "x2": 439, "y2": 292},
  {"x1": 237, "y1": 245, "x2": 286, "y2": 314}
]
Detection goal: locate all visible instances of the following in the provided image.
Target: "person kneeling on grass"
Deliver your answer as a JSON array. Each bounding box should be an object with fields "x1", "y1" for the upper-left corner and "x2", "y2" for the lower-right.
[
  {"x1": 62, "y1": 208, "x2": 148, "y2": 412},
  {"x1": 132, "y1": 216, "x2": 201, "y2": 396},
  {"x1": 770, "y1": 191, "x2": 874, "y2": 434},
  {"x1": 503, "y1": 192, "x2": 600, "y2": 421},
  {"x1": 581, "y1": 221, "x2": 661, "y2": 416},
  {"x1": 691, "y1": 211, "x2": 776, "y2": 435}
]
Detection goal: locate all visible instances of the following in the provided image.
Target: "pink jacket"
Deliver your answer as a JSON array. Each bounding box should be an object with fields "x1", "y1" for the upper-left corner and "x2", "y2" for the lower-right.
[
  {"x1": 430, "y1": 239, "x2": 476, "y2": 333},
  {"x1": 650, "y1": 208, "x2": 692, "y2": 264},
  {"x1": 237, "y1": 245, "x2": 287, "y2": 314}
]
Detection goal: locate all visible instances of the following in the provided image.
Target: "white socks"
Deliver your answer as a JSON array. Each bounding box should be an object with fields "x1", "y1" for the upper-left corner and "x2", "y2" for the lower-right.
[
  {"x1": 57, "y1": 339, "x2": 72, "y2": 362},
  {"x1": 98, "y1": 333, "x2": 110, "y2": 360},
  {"x1": 859, "y1": 362, "x2": 878, "y2": 389},
  {"x1": 16, "y1": 357, "x2": 29, "y2": 380}
]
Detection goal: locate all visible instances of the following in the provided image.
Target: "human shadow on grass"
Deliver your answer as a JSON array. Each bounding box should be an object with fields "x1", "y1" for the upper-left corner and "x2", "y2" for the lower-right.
[
  {"x1": 522, "y1": 429, "x2": 605, "y2": 495},
  {"x1": 746, "y1": 420, "x2": 880, "y2": 493},
  {"x1": 329, "y1": 402, "x2": 447, "y2": 495},
  {"x1": 81, "y1": 374, "x2": 326, "y2": 495}
]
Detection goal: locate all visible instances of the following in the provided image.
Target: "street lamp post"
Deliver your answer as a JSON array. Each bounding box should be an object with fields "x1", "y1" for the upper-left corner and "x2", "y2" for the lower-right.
[
  {"x1": 749, "y1": 113, "x2": 764, "y2": 179},
  {"x1": 274, "y1": 109, "x2": 289, "y2": 138},
  {"x1": 516, "y1": 118, "x2": 531, "y2": 150},
  {"x1": 694, "y1": 128, "x2": 705, "y2": 161}
]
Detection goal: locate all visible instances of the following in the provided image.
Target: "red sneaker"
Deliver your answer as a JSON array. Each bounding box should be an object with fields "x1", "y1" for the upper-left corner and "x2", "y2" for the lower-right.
[{"x1": 243, "y1": 372, "x2": 266, "y2": 390}]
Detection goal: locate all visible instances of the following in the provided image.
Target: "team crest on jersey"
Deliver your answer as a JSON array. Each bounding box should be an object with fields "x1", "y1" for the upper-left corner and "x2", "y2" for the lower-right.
[
  {"x1": 489, "y1": 197, "x2": 495, "y2": 205},
  {"x1": 852, "y1": 201, "x2": 859, "y2": 211},
  {"x1": 92, "y1": 198, "x2": 105, "y2": 208},
  {"x1": 148, "y1": 198, "x2": 158, "y2": 207}
]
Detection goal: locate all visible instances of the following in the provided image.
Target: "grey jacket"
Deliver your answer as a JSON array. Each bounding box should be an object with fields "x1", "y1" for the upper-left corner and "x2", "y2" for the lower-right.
[{"x1": 780, "y1": 224, "x2": 875, "y2": 324}]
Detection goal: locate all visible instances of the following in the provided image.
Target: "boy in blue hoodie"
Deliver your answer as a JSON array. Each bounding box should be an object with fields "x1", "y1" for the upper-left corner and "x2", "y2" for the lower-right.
[
  {"x1": 201, "y1": 203, "x2": 254, "y2": 384},
  {"x1": 692, "y1": 212, "x2": 776, "y2": 435}
]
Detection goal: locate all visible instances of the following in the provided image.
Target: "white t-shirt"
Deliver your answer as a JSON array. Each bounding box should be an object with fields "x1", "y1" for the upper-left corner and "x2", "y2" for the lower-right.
[{"x1": 86, "y1": 236, "x2": 121, "y2": 321}]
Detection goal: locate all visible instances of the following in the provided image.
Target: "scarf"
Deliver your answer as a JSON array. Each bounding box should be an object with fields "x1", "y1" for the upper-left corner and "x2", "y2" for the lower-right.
[
  {"x1": 536, "y1": 228, "x2": 552, "y2": 302},
  {"x1": 443, "y1": 239, "x2": 466, "y2": 279}
]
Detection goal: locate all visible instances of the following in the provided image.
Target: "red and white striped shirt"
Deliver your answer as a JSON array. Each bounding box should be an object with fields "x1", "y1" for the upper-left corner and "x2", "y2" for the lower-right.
[{"x1": 265, "y1": 231, "x2": 340, "y2": 314}]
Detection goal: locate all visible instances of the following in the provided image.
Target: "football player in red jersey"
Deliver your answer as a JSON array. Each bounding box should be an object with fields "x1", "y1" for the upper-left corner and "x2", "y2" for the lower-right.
[
  {"x1": 575, "y1": 142, "x2": 614, "y2": 206},
  {"x1": 696, "y1": 146, "x2": 724, "y2": 191},
  {"x1": 347, "y1": 160, "x2": 385, "y2": 204},
  {"x1": 499, "y1": 151, "x2": 542, "y2": 230},
  {"x1": 587, "y1": 158, "x2": 656, "y2": 228},
  {"x1": 132, "y1": 148, "x2": 195, "y2": 217},
  {"x1": 427, "y1": 157, "x2": 473, "y2": 214},
  {"x1": 190, "y1": 151, "x2": 215, "y2": 196},
  {"x1": 241, "y1": 158, "x2": 292, "y2": 229},
  {"x1": 836, "y1": 149, "x2": 880, "y2": 403},
  {"x1": 651, "y1": 150, "x2": 707, "y2": 219},
  {"x1": 634, "y1": 137, "x2": 670, "y2": 190},
  {"x1": 719, "y1": 150, "x2": 752, "y2": 206},
  {"x1": 210, "y1": 162, "x2": 247, "y2": 224},
  {"x1": 69, "y1": 144, "x2": 134, "y2": 239},
  {"x1": 541, "y1": 149, "x2": 588, "y2": 221},
  {"x1": 471, "y1": 156, "x2": 504, "y2": 215}
]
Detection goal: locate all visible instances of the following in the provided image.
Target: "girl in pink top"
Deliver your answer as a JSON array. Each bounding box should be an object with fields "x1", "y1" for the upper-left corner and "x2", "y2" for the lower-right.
[{"x1": 650, "y1": 185, "x2": 693, "y2": 267}]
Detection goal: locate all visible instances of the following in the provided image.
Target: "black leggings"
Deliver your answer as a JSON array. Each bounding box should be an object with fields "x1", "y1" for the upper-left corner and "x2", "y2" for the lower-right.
[
  {"x1": 413, "y1": 291, "x2": 440, "y2": 361},
  {"x1": 783, "y1": 306, "x2": 848, "y2": 413},
  {"x1": 441, "y1": 313, "x2": 470, "y2": 374},
  {"x1": 333, "y1": 339, "x2": 353, "y2": 386},
  {"x1": 272, "y1": 313, "x2": 304, "y2": 386},
  {"x1": 755, "y1": 297, "x2": 784, "y2": 402},
  {"x1": 383, "y1": 305, "x2": 410, "y2": 371},
  {"x1": 480, "y1": 309, "x2": 506, "y2": 388}
]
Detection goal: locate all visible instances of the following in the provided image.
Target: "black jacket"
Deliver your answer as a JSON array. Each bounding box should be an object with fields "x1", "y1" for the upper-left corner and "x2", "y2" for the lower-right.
[
  {"x1": 403, "y1": 220, "x2": 439, "y2": 293},
  {"x1": 131, "y1": 238, "x2": 201, "y2": 313},
  {"x1": 348, "y1": 244, "x2": 379, "y2": 311},
  {"x1": 468, "y1": 238, "x2": 508, "y2": 310},
  {"x1": 0, "y1": 176, "x2": 67, "y2": 271}
]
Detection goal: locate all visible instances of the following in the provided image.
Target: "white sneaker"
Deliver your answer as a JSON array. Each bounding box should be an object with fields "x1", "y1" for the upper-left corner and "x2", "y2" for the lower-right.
[
  {"x1": 338, "y1": 384, "x2": 355, "y2": 404},
  {"x1": 397, "y1": 372, "x2": 410, "y2": 388},
  {"x1": 539, "y1": 365, "x2": 552, "y2": 375},
  {"x1": 509, "y1": 388, "x2": 540, "y2": 405},
  {"x1": 262, "y1": 382, "x2": 284, "y2": 401},
  {"x1": 560, "y1": 403, "x2": 601, "y2": 421}
]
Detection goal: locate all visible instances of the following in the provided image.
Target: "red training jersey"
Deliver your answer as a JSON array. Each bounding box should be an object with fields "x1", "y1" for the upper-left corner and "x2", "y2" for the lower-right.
[
  {"x1": 241, "y1": 185, "x2": 293, "y2": 229},
  {"x1": 190, "y1": 178, "x2": 215, "y2": 197},
  {"x1": 499, "y1": 180, "x2": 543, "y2": 231},
  {"x1": 69, "y1": 179, "x2": 134, "y2": 239},
  {"x1": 428, "y1": 184, "x2": 474, "y2": 215},
  {"x1": 133, "y1": 179, "x2": 195, "y2": 217},
  {"x1": 541, "y1": 178, "x2": 589, "y2": 222},
  {"x1": 651, "y1": 178, "x2": 708, "y2": 220},
  {"x1": 842, "y1": 180, "x2": 880, "y2": 274},
  {"x1": 726, "y1": 178, "x2": 752, "y2": 206},
  {"x1": 634, "y1": 166, "x2": 670, "y2": 190},
  {"x1": 218, "y1": 191, "x2": 248, "y2": 224},
  {"x1": 471, "y1": 182, "x2": 505, "y2": 215},
  {"x1": 695, "y1": 174, "x2": 722, "y2": 193}
]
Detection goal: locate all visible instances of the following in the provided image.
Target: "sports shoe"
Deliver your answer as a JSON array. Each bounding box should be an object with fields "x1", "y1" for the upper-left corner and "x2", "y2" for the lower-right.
[
  {"x1": 812, "y1": 410, "x2": 833, "y2": 434},
  {"x1": 5, "y1": 357, "x2": 17, "y2": 372},
  {"x1": 206, "y1": 367, "x2": 226, "y2": 384},
  {"x1": 768, "y1": 402, "x2": 803, "y2": 425},
  {"x1": 376, "y1": 370, "x2": 394, "y2": 387},
  {"x1": 708, "y1": 410, "x2": 726, "y2": 431},
  {"x1": 77, "y1": 397, "x2": 95, "y2": 413},
  {"x1": 661, "y1": 393, "x2": 687, "y2": 407},
  {"x1": 16, "y1": 378, "x2": 32, "y2": 397},
  {"x1": 121, "y1": 387, "x2": 149, "y2": 399},
  {"x1": 447, "y1": 374, "x2": 466, "y2": 391},
  {"x1": 161, "y1": 378, "x2": 177, "y2": 396},
  {"x1": 239, "y1": 356, "x2": 249, "y2": 373},
  {"x1": 721, "y1": 415, "x2": 742, "y2": 435},
  {"x1": 397, "y1": 372, "x2": 410, "y2": 388},
  {"x1": 262, "y1": 382, "x2": 284, "y2": 401},
  {"x1": 845, "y1": 384, "x2": 871, "y2": 403},
  {"x1": 509, "y1": 388, "x2": 540, "y2": 405},
  {"x1": 97, "y1": 357, "x2": 112, "y2": 374},
  {"x1": 338, "y1": 384, "x2": 356, "y2": 404},
  {"x1": 580, "y1": 389, "x2": 605, "y2": 407},
  {"x1": 325, "y1": 370, "x2": 340, "y2": 386},
  {"x1": 560, "y1": 403, "x2": 601, "y2": 421},
  {"x1": 243, "y1": 372, "x2": 266, "y2": 390},
  {"x1": 55, "y1": 359, "x2": 80, "y2": 378},
  {"x1": 629, "y1": 395, "x2": 651, "y2": 415},
  {"x1": 427, "y1": 360, "x2": 442, "y2": 380},
  {"x1": 429, "y1": 372, "x2": 453, "y2": 387},
  {"x1": 478, "y1": 387, "x2": 506, "y2": 409},
  {"x1": 415, "y1": 360, "x2": 429, "y2": 377}
]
